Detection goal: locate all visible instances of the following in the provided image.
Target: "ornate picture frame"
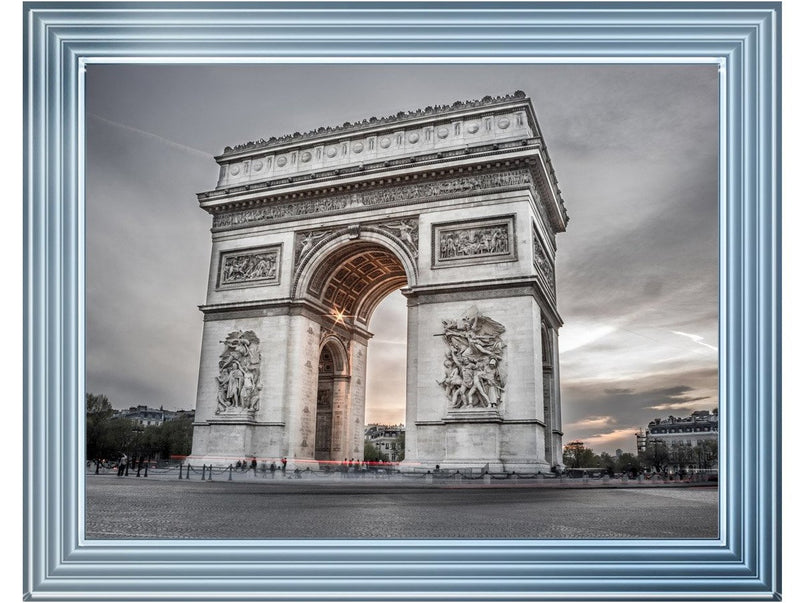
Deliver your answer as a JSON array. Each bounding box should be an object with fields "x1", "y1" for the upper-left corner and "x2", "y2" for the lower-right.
[{"x1": 23, "y1": 2, "x2": 780, "y2": 600}]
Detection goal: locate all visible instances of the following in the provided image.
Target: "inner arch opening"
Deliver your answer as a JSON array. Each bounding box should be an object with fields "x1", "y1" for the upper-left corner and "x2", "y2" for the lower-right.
[
  {"x1": 307, "y1": 242, "x2": 409, "y2": 328},
  {"x1": 308, "y1": 240, "x2": 409, "y2": 463}
]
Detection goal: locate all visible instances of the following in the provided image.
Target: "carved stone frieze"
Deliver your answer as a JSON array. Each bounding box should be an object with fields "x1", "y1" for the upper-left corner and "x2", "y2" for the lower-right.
[
  {"x1": 215, "y1": 330, "x2": 262, "y2": 414},
  {"x1": 432, "y1": 215, "x2": 516, "y2": 268},
  {"x1": 213, "y1": 168, "x2": 534, "y2": 231},
  {"x1": 437, "y1": 307, "x2": 507, "y2": 410},
  {"x1": 218, "y1": 246, "x2": 281, "y2": 287}
]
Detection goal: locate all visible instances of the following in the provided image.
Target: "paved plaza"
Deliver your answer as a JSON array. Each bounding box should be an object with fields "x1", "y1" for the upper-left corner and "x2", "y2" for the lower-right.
[{"x1": 85, "y1": 473, "x2": 718, "y2": 540}]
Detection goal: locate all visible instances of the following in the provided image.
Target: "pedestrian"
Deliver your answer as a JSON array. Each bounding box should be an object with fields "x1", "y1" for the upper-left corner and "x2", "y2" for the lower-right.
[
  {"x1": 117, "y1": 453, "x2": 127, "y2": 477},
  {"x1": 270, "y1": 461, "x2": 276, "y2": 479},
  {"x1": 251, "y1": 457, "x2": 257, "y2": 476},
  {"x1": 281, "y1": 457, "x2": 287, "y2": 473}
]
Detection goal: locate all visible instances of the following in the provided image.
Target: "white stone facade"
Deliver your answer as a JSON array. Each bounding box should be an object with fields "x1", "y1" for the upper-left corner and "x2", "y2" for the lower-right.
[{"x1": 190, "y1": 92, "x2": 568, "y2": 472}]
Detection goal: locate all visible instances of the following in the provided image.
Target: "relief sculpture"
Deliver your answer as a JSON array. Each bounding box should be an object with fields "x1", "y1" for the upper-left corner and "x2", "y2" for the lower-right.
[
  {"x1": 213, "y1": 168, "x2": 534, "y2": 230},
  {"x1": 439, "y1": 224, "x2": 509, "y2": 260},
  {"x1": 215, "y1": 330, "x2": 262, "y2": 413},
  {"x1": 533, "y1": 232, "x2": 556, "y2": 294},
  {"x1": 220, "y1": 247, "x2": 279, "y2": 286},
  {"x1": 377, "y1": 218, "x2": 419, "y2": 257},
  {"x1": 294, "y1": 229, "x2": 331, "y2": 266},
  {"x1": 437, "y1": 307, "x2": 506, "y2": 409}
]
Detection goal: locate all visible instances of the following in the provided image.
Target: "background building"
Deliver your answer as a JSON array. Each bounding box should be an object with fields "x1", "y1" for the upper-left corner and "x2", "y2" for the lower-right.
[
  {"x1": 365, "y1": 424, "x2": 405, "y2": 462},
  {"x1": 113, "y1": 405, "x2": 196, "y2": 427},
  {"x1": 642, "y1": 409, "x2": 718, "y2": 449}
]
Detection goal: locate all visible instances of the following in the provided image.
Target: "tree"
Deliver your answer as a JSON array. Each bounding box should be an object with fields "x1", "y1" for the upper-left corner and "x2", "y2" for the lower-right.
[
  {"x1": 615, "y1": 452, "x2": 643, "y2": 475},
  {"x1": 394, "y1": 431, "x2": 406, "y2": 462},
  {"x1": 86, "y1": 393, "x2": 117, "y2": 460},
  {"x1": 562, "y1": 441, "x2": 599, "y2": 468},
  {"x1": 639, "y1": 438, "x2": 670, "y2": 472},
  {"x1": 364, "y1": 441, "x2": 388, "y2": 463},
  {"x1": 598, "y1": 452, "x2": 616, "y2": 474}
]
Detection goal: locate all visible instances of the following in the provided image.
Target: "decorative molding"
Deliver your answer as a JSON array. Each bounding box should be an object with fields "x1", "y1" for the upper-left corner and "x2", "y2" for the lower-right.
[
  {"x1": 213, "y1": 168, "x2": 535, "y2": 231},
  {"x1": 217, "y1": 244, "x2": 281, "y2": 289},
  {"x1": 432, "y1": 215, "x2": 516, "y2": 268}
]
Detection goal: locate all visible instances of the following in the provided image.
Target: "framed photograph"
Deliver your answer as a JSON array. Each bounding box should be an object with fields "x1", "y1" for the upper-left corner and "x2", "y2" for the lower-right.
[{"x1": 23, "y1": 2, "x2": 780, "y2": 600}]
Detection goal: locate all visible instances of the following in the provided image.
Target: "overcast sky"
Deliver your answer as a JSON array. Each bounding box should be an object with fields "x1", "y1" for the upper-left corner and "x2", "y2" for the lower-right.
[{"x1": 86, "y1": 64, "x2": 718, "y2": 454}]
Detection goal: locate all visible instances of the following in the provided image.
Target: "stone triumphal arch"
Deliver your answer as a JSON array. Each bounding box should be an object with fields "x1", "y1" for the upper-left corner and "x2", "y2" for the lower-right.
[{"x1": 190, "y1": 92, "x2": 569, "y2": 472}]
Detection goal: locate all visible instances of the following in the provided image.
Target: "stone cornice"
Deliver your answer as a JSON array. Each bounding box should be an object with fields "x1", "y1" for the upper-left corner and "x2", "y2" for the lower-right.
[
  {"x1": 217, "y1": 91, "x2": 530, "y2": 159},
  {"x1": 200, "y1": 138, "x2": 539, "y2": 204}
]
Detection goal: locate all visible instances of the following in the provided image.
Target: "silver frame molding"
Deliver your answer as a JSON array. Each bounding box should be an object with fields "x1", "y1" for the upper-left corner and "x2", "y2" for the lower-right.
[{"x1": 23, "y1": 2, "x2": 781, "y2": 601}]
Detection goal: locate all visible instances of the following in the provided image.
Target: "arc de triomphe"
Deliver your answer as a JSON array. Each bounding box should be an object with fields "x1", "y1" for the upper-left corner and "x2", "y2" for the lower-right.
[{"x1": 189, "y1": 91, "x2": 568, "y2": 473}]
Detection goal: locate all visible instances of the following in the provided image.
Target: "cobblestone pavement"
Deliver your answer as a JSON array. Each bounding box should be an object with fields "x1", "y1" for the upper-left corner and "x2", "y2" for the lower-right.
[{"x1": 86, "y1": 475, "x2": 718, "y2": 540}]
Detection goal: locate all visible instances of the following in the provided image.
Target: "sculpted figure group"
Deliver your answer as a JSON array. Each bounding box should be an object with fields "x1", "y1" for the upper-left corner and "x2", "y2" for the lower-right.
[
  {"x1": 222, "y1": 251, "x2": 278, "y2": 284},
  {"x1": 439, "y1": 226, "x2": 509, "y2": 260},
  {"x1": 216, "y1": 330, "x2": 262, "y2": 413},
  {"x1": 437, "y1": 307, "x2": 506, "y2": 409}
]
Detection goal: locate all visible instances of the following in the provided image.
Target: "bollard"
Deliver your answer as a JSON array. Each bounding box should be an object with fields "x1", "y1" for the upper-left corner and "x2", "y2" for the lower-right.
[
  {"x1": 95, "y1": 460, "x2": 99, "y2": 475},
  {"x1": 178, "y1": 462, "x2": 183, "y2": 479},
  {"x1": 201, "y1": 465, "x2": 206, "y2": 481},
  {"x1": 228, "y1": 464, "x2": 233, "y2": 481},
  {"x1": 186, "y1": 464, "x2": 191, "y2": 479},
  {"x1": 144, "y1": 463, "x2": 148, "y2": 478}
]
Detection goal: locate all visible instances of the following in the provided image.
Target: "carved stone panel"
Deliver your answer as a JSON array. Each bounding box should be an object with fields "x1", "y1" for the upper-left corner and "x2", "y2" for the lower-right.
[
  {"x1": 532, "y1": 225, "x2": 555, "y2": 296},
  {"x1": 437, "y1": 307, "x2": 507, "y2": 410},
  {"x1": 215, "y1": 330, "x2": 262, "y2": 414},
  {"x1": 432, "y1": 215, "x2": 516, "y2": 268},
  {"x1": 218, "y1": 245, "x2": 281, "y2": 288}
]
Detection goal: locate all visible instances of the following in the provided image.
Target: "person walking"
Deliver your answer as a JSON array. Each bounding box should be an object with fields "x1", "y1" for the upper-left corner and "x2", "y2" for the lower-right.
[{"x1": 117, "y1": 453, "x2": 127, "y2": 477}]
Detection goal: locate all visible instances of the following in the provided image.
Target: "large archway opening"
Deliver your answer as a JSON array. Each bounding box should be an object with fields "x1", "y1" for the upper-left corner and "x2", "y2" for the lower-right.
[
  {"x1": 365, "y1": 290, "x2": 407, "y2": 423},
  {"x1": 304, "y1": 237, "x2": 413, "y2": 463}
]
